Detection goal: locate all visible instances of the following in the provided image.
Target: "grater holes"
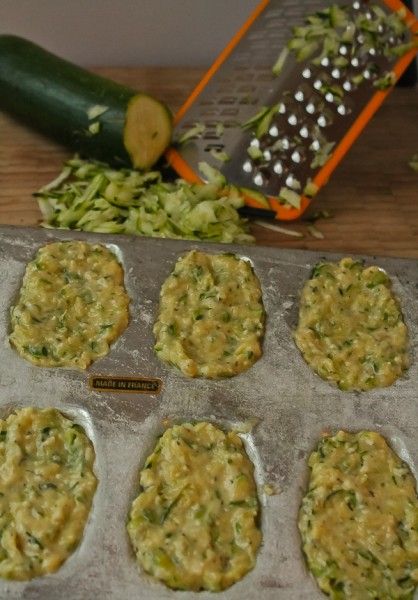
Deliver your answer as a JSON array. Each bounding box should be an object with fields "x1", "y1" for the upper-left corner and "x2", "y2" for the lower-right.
[
  {"x1": 253, "y1": 172, "x2": 265, "y2": 187},
  {"x1": 287, "y1": 113, "x2": 298, "y2": 126},
  {"x1": 317, "y1": 109, "x2": 334, "y2": 128},
  {"x1": 313, "y1": 78, "x2": 323, "y2": 91},
  {"x1": 266, "y1": 8, "x2": 283, "y2": 17},
  {"x1": 265, "y1": 17, "x2": 283, "y2": 29},
  {"x1": 267, "y1": 135, "x2": 293, "y2": 157},
  {"x1": 285, "y1": 103, "x2": 307, "y2": 127},
  {"x1": 204, "y1": 120, "x2": 221, "y2": 128},
  {"x1": 219, "y1": 96, "x2": 237, "y2": 105},
  {"x1": 239, "y1": 96, "x2": 258, "y2": 105},
  {"x1": 305, "y1": 95, "x2": 323, "y2": 115},
  {"x1": 215, "y1": 78, "x2": 231, "y2": 86},
  {"x1": 203, "y1": 142, "x2": 225, "y2": 153},
  {"x1": 221, "y1": 108, "x2": 239, "y2": 117},
  {"x1": 281, "y1": 6, "x2": 303, "y2": 17},
  {"x1": 216, "y1": 85, "x2": 233, "y2": 94},
  {"x1": 223, "y1": 120, "x2": 240, "y2": 129},
  {"x1": 291, "y1": 148, "x2": 306, "y2": 164},
  {"x1": 337, "y1": 102, "x2": 353, "y2": 116},
  {"x1": 203, "y1": 132, "x2": 221, "y2": 140},
  {"x1": 248, "y1": 31, "x2": 264, "y2": 41},
  {"x1": 256, "y1": 72, "x2": 274, "y2": 82},
  {"x1": 317, "y1": 115, "x2": 327, "y2": 128},
  {"x1": 200, "y1": 108, "x2": 219, "y2": 117},
  {"x1": 273, "y1": 160, "x2": 285, "y2": 175},
  {"x1": 352, "y1": 52, "x2": 369, "y2": 69},
  {"x1": 278, "y1": 137, "x2": 290, "y2": 151},
  {"x1": 285, "y1": 173, "x2": 301, "y2": 189},
  {"x1": 294, "y1": 84, "x2": 311, "y2": 103},
  {"x1": 198, "y1": 99, "x2": 216, "y2": 106},
  {"x1": 237, "y1": 85, "x2": 256, "y2": 93},
  {"x1": 243, "y1": 160, "x2": 253, "y2": 174},
  {"x1": 295, "y1": 90, "x2": 305, "y2": 102},
  {"x1": 362, "y1": 63, "x2": 379, "y2": 81},
  {"x1": 313, "y1": 73, "x2": 333, "y2": 98},
  {"x1": 310, "y1": 139, "x2": 321, "y2": 152},
  {"x1": 234, "y1": 72, "x2": 254, "y2": 82}
]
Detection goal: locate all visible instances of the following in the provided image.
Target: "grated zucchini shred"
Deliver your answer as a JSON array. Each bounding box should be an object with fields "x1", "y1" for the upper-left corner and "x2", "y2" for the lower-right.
[
  {"x1": 409, "y1": 153, "x2": 418, "y2": 172},
  {"x1": 34, "y1": 157, "x2": 254, "y2": 244}
]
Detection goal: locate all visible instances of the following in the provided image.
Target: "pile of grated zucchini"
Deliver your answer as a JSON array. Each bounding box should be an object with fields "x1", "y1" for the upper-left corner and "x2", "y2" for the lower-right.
[{"x1": 35, "y1": 158, "x2": 254, "y2": 244}]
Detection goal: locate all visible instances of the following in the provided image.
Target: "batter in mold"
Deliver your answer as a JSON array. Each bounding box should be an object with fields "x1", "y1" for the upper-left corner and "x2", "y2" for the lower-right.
[
  {"x1": 127, "y1": 421, "x2": 261, "y2": 591},
  {"x1": 9, "y1": 240, "x2": 130, "y2": 369},
  {"x1": 0, "y1": 407, "x2": 97, "y2": 580},
  {"x1": 299, "y1": 430, "x2": 418, "y2": 598},
  {"x1": 294, "y1": 257, "x2": 409, "y2": 391},
  {"x1": 153, "y1": 250, "x2": 265, "y2": 378}
]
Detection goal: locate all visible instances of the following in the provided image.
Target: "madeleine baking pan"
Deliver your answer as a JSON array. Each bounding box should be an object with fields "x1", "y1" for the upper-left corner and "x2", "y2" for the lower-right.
[{"x1": 0, "y1": 225, "x2": 417, "y2": 599}]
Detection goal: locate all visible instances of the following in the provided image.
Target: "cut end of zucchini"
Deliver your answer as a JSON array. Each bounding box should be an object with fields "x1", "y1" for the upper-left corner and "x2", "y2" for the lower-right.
[{"x1": 124, "y1": 94, "x2": 172, "y2": 170}]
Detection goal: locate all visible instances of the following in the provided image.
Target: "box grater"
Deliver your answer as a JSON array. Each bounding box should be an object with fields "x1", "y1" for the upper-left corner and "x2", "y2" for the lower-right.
[{"x1": 166, "y1": 0, "x2": 418, "y2": 220}]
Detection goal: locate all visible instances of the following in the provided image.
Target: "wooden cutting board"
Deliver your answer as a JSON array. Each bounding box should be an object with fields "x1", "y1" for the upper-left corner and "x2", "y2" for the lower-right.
[{"x1": 0, "y1": 66, "x2": 417, "y2": 258}]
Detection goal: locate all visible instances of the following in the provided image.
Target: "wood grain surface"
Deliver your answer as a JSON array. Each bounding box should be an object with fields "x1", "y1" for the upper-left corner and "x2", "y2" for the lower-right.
[{"x1": 0, "y1": 66, "x2": 417, "y2": 258}]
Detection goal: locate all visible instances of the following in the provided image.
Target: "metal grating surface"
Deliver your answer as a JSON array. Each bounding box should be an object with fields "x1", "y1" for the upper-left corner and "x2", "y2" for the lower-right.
[{"x1": 174, "y1": 0, "x2": 413, "y2": 197}]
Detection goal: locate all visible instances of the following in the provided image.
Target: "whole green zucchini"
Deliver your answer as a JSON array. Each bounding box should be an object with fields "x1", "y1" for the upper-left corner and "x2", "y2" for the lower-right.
[{"x1": 0, "y1": 35, "x2": 172, "y2": 169}]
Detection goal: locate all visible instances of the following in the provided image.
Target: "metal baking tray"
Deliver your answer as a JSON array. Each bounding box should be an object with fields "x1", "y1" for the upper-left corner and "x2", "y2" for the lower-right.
[{"x1": 0, "y1": 224, "x2": 416, "y2": 599}]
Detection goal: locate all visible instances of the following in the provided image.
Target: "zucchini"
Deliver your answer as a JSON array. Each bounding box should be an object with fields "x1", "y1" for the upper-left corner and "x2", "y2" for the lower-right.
[
  {"x1": 239, "y1": 187, "x2": 271, "y2": 209},
  {"x1": 0, "y1": 35, "x2": 172, "y2": 170}
]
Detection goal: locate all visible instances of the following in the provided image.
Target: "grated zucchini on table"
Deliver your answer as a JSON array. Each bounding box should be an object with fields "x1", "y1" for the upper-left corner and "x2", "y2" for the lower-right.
[
  {"x1": 9, "y1": 240, "x2": 130, "y2": 369},
  {"x1": 127, "y1": 422, "x2": 261, "y2": 591},
  {"x1": 153, "y1": 250, "x2": 265, "y2": 378},
  {"x1": 299, "y1": 430, "x2": 418, "y2": 599},
  {"x1": 0, "y1": 407, "x2": 97, "y2": 580},
  {"x1": 294, "y1": 257, "x2": 409, "y2": 391}
]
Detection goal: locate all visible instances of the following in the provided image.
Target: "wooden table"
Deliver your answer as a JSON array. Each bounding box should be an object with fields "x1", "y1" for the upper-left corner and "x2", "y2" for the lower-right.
[{"x1": 1, "y1": 67, "x2": 417, "y2": 258}]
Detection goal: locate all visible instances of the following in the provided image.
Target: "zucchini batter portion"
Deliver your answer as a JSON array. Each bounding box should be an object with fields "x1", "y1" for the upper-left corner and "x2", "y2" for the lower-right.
[
  {"x1": 294, "y1": 257, "x2": 409, "y2": 391},
  {"x1": 0, "y1": 407, "x2": 97, "y2": 580},
  {"x1": 127, "y1": 422, "x2": 261, "y2": 591},
  {"x1": 299, "y1": 430, "x2": 418, "y2": 599},
  {"x1": 9, "y1": 240, "x2": 130, "y2": 369},
  {"x1": 153, "y1": 250, "x2": 264, "y2": 378}
]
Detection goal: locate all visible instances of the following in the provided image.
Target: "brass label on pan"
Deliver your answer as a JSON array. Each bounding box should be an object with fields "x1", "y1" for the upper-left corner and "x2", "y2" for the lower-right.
[{"x1": 89, "y1": 376, "x2": 162, "y2": 394}]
